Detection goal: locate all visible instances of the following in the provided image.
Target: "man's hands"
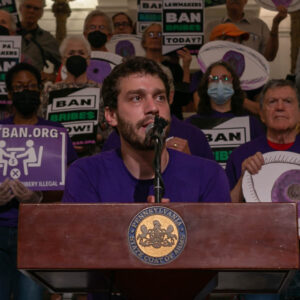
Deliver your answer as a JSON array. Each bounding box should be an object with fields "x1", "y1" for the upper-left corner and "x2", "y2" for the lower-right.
[
  {"x1": 0, "y1": 179, "x2": 42, "y2": 206},
  {"x1": 241, "y1": 151, "x2": 264, "y2": 176},
  {"x1": 166, "y1": 137, "x2": 191, "y2": 155},
  {"x1": 230, "y1": 152, "x2": 264, "y2": 203},
  {"x1": 0, "y1": 178, "x2": 14, "y2": 206}
]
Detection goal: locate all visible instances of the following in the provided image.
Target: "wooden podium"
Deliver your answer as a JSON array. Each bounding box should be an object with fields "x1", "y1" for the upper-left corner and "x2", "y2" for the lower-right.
[{"x1": 18, "y1": 203, "x2": 299, "y2": 300}]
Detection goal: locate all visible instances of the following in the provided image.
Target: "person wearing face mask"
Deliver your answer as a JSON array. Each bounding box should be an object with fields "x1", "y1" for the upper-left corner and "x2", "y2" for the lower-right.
[
  {"x1": 42, "y1": 35, "x2": 110, "y2": 156},
  {"x1": 186, "y1": 61, "x2": 264, "y2": 141},
  {"x1": 0, "y1": 62, "x2": 77, "y2": 300},
  {"x1": 83, "y1": 10, "x2": 112, "y2": 52}
]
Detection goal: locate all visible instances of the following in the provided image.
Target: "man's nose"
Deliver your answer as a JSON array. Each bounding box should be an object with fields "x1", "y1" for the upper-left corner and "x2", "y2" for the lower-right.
[
  {"x1": 145, "y1": 97, "x2": 159, "y2": 114},
  {"x1": 276, "y1": 99, "x2": 284, "y2": 110}
]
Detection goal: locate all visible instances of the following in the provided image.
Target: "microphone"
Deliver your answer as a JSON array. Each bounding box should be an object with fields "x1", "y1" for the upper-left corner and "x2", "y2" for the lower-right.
[{"x1": 145, "y1": 115, "x2": 168, "y2": 144}]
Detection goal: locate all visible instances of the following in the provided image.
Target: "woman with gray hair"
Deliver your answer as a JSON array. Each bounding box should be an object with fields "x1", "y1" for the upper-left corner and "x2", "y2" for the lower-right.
[{"x1": 42, "y1": 35, "x2": 110, "y2": 157}]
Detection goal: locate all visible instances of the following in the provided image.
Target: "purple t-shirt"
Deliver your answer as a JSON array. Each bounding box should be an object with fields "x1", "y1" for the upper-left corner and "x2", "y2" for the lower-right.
[
  {"x1": 0, "y1": 117, "x2": 78, "y2": 228},
  {"x1": 63, "y1": 148, "x2": 231, "y2": 203},
  {"x1": 225, "y1": 135, "x2": 300, "y2": 190},
  {"x1": 102, "y1": 115, "x2": 214, "y2": 160},
  {"x1": 185, "y1": 110, "x2": 265, "y2": 141}
]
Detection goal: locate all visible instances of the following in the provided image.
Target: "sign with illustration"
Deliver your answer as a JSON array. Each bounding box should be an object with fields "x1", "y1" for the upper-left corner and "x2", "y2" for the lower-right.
[
  {"x1": 242, "y1": 151, "x2": 300, "y2": 234},
  {"x1": 197, "y1": 41, "x2": 270, "y2": 90},
  {"x1": 46, "y1": 87, "x2": 100, "y2": 146},
  {"x1": 106, "y1": 34, "x2": 146, "y2": 58},
  {"x1": 0, "y1": 125, "x2": 67, "y2": 190},
  {"x1": 255, "y1": 0, "x2": 300, "y2": 12},
  {"x1": 162, "y1": 0, "x2": 204, "y2": 55},
  {"x1": 0, "y1": 36, "x2": 21, "y2": 104},
  {"x1": 189, "y1": 116, "x2": 251, "y2": 168}
]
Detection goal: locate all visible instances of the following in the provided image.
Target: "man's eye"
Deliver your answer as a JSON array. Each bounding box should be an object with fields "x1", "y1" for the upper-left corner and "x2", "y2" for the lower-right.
[
  {"x1": 157, "y1": 95, "x2": 166, "y2": 102},
  {"x1": 131, "y1": 96, "x2": 141, "y2": 102}
]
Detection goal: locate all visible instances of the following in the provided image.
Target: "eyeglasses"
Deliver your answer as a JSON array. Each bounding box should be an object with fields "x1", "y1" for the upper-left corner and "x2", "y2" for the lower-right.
[
  {"x1": 24, "y1": 4, "x2": 43, "y2": 11},
  {"x1": 208, "y1": 74, "x2": 232, "y2": 83},
  {"x1": 12, "y1": 83, "x2": 40, "y2": 93},
  {"x1": 114, "y1": 22, "x2": 130, "y2": 28},
  {"x1": 147, "y1": 31, "x2": 162, "y2": 38},
  {"x1": 86, "y1": 25, "x2": 107, "y2": 31}
]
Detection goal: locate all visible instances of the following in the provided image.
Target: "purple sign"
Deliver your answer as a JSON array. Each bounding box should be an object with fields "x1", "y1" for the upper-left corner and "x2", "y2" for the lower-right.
[
  {"x1": 271, "y1": 0, "x2": 292, "y2": 7},
  {"x1": 0, "y1": 125, "x2": 67, "y2": 190}
]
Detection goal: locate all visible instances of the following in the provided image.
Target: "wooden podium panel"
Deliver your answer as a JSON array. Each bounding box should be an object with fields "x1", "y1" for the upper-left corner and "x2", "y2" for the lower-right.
[{"x1": 18, "y1": 203, "x2": 299, "y2": 298}]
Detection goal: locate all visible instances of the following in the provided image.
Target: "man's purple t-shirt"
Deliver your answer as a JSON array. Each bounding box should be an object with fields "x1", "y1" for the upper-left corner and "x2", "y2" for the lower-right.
[
  {"x1": 0, "y1": 117, "x2": 78, "y2": 228},
  {"x1": 102, "y1": 115, "x2": 214, "y2": 160},
  {"x1": 63, "y1": 148, "x2": 231, "y2": 203},
  {"x1": 225, "y1": 135, "x2": 300, "y2": 190},
  {"x1": 185, "y1": 110, "x2": 265, "y2": 141}
]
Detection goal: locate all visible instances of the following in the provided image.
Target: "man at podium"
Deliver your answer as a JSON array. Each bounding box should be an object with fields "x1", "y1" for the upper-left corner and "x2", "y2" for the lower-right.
[{"x1": 63, "y1": 57, "x2": 231, "y2": 204}]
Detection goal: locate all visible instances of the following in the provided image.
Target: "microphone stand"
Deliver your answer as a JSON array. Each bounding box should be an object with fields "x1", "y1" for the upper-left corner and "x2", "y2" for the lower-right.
[{"x1": 153, "y1": 135, "x2": 165, "y2": 203}]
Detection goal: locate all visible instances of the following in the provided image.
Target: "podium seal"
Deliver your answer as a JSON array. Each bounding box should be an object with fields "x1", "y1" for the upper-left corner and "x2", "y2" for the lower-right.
[{"x1": 128, "y1": 206, "x2": 187, "y2": 265}]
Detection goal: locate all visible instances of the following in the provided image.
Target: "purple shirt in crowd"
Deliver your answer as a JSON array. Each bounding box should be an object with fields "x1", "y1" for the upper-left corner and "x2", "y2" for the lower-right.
[
  {"x1": 225, "y1": 135, "x2": 300, "y2": 190},
  {"x1": 63, "y1": 148, "x2": 231, "y2": 203},
  {"x1": 185, "y1": 110, "x2": 265, "y2": 141},
  {"x1": 0, "y1": 117, "x2": 77, "y2": 228},
  {"x1": 102, "y1": 115, "x2": 214, "y2": 160}
]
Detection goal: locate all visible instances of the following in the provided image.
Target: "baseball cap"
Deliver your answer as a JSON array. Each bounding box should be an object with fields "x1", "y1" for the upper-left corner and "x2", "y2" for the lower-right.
[{"x1": 209, "y1": 23, "x2": 250, "y2": 41}]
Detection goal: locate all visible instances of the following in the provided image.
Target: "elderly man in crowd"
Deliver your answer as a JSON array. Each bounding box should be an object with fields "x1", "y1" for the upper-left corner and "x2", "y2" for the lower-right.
[
  {"x1": 112, "y1": 12, "x2": 134, "y2": 35},
  {"x1": 17, "y1": 0, "x2": 61, "y2": 81},
  {"x1": 225, "y1": 79, "x2": 300, "y2": 300},
  {"x1": 83, "y1": 10, "x2": 112, "y2": 52},
  {"x1": 205, "y1": 0, "x2": 287, "y2": 61}
]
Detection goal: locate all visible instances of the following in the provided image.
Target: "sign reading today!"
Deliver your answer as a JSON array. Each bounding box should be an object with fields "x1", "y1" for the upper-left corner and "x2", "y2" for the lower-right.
[
  {"x1": 0, "y1": 36, "x2": 21, "y2": 105},
  {"x1": 162, "y1": 0, "x2": 203, "y2": 55},
  {"x1": 0, "y1": 125, "x2": 67, "y2": 190},
  {"x1": 190, "y1": 116, "x2": 251, "y2": 168},
  {"x1": 46, "y1": 87, "x2": 100, "y2": 146}
]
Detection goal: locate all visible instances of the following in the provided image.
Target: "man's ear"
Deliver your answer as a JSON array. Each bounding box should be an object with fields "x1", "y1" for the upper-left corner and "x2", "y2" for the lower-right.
[
  {"x1": 259, "y1": 108, "x2": 265, "y2": 124},
  {"x1": 105, "y1": 107, "x2": 118, "y2": 127}
]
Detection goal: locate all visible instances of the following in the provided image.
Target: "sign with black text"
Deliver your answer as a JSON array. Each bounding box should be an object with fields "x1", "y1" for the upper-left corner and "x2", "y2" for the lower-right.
[
  {"x1": 162, "y1": 0, "x2": 203, "y2": 55},
  {"x1": 0, "y1": 36, "x2": 21, "y2": 104},
  {"x1": 190, "y1": 116, "x2": 250, "y2": 168},
  {"x1": 137, "y1": 0, "x2": 162, "y2": 35},
  {"x1": 46, "y1": 87, "x2": 100, "y2": 146}
]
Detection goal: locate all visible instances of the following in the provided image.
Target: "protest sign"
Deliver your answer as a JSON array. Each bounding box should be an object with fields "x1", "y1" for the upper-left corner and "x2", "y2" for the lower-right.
[
  {"x1": 106, "y1": 34, "x2": 145, "y2": 57},
  {"x1": 137, "y1": 0, "x2": 162, "y2": 35},
  {"x1": 189, "y1": 116, "x2": 251, "y2": 168},
  {"x1": 162, "y1": 0, "x2": 204, "y2": 55},
  {"x1": 0, "y1": 36, "x2": 21, "y2": 104},
  {"x1": 242, "y1": 151, "x2": 300, "y2": 235},
  {"x1": 0, "y1": 125, "x2": 67, "y2": 190},
  {"x1": 46, "y1": 87, "x2": 100, "y2": 146},
  {"x1": 255, "y1": 0, "x2": 300, "y2": 12},
  {"x1": 198, "y1": 41, "x2": 270, "y2": 90}
]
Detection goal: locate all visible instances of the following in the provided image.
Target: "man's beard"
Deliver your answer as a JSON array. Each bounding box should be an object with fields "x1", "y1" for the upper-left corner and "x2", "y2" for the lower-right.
[{"x1": 117, "y1": 114, "x2": 169, "y2": 151}]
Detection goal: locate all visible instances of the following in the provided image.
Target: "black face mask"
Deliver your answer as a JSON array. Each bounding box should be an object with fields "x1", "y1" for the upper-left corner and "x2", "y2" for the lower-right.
[
  {"x1": 12, "y1": 90, "x2": 40, "y2": 117},
  {"x1": 0, "y1": 25, "x2": 9, "y2": 36},
  {"x1": 87, "y1": 31, "x2": 107, "y2": 49},
  {"x1": 66, "y1": 55, "x2": 87, "y2": 77}
]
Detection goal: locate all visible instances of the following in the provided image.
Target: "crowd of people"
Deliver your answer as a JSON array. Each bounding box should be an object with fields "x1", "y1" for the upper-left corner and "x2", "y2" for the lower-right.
[{"x1": 0, "y1": 1, "x2": 299, "y2": 300}]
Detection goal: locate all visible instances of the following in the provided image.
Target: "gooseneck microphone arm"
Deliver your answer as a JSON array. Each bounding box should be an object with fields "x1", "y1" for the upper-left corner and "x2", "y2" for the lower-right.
[{"x1": 145, "y1": 115, "x2": 168, "y2": 203}]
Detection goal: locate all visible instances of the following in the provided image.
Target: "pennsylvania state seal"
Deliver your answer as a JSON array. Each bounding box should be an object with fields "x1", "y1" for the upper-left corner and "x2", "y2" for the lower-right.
[{"x1": 128, "y1": 206, "x2": 187, "y2": 265}]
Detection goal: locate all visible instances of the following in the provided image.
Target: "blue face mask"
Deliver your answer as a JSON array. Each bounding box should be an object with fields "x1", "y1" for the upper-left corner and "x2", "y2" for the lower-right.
[{"x1": 207, "y1": 81, "x2": 234, "y2": 105}]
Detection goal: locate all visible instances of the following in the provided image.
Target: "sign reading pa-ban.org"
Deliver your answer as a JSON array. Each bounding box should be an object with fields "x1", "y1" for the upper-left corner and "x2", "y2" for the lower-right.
[
  {"x1": 128, "y1": 206, "x2": 187, "y2": 265},
  {"x1": 0, "y1": 125, "x2": 67, "y2": 190}
]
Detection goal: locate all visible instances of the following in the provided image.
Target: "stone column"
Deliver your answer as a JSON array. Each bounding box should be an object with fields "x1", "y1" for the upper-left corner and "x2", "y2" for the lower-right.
[
  {"x1": 52, "y1": 0, "x2": 72, "y2": 44},
  {"x1": 289, "y1": 10, "x2": 300, "y2": 73}
]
